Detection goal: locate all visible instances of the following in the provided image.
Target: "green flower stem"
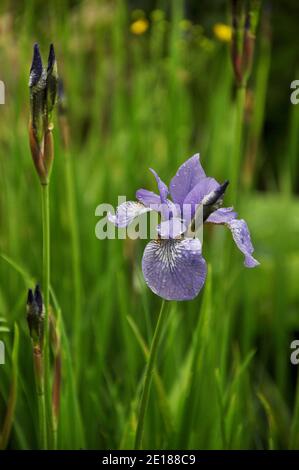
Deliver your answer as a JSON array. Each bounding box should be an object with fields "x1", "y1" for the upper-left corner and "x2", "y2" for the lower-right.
[
  {"x1": 37, "y1": 395, "x2": 47, "y2": 450},
  {"x1": 33, "y1": 348, "x2": 47, "y2": 449},
  {"x1": 41, "y1": 183, "x2": 51, "y2": 447},
  {"x1": 134, "y1": 300, "x2": 167, "y2": 450}
]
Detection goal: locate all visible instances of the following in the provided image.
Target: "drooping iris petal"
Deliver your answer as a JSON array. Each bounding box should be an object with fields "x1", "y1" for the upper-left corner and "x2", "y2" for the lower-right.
[
  {"x1": 142, "y1": 238, "x2": 207, "y2": 300},
  {"x1": 136, "y1": 188, "x2": 161, "y2": 207},
  {"x1": 206, "y1": 207, "x2": 238, "y2": 224},
  {"x1": 169, "y1": 153, "x2": 206, "y2": 206},
  {"x1": 227, "y1": 219, "x2": 259, "y2": 268},
  {"x1": 149, "y1": 168, "x2": 168, "y2": 203},
  {"x1": 108, "y1": 201, "x2": 151, "y2": 228},
  {"x1": 205, "y1": 209, "x2": 259, "y2": 268},
  {"x1": 157, "y1": 218, "x2": 186, "y2": 239},
  {"x1": 183, "y1": 177, "x2": 219, "y2": 223}
]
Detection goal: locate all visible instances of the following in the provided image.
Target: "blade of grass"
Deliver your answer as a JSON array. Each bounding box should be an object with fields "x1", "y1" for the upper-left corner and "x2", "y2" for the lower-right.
[
  {"x1": 0, "y1": 324, "x2": 19, "y2": 449},
  {"x1": 134, "y1": 299, "x2": 168, "y2": 449}
]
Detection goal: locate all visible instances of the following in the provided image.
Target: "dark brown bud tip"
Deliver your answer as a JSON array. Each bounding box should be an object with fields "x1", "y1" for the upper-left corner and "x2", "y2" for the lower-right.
[
  {"x1": 29, "y1": 43, "x2": 43, "y2": 88},
  {"x1": 27, "y1": 288, "x2": 34, "y2": 305},
  {"x1": 26, "y1": 284, "x2": 45, "y2": 346},
  {"x1": 47, "y1": 44, "x2": 56, "y2": 73},
  {"x1": 46, "y1": 44, "x2": 58, "y2": 115},
  {"x1": 34, "y1": 284, "x2": 43, "y2": 314}
]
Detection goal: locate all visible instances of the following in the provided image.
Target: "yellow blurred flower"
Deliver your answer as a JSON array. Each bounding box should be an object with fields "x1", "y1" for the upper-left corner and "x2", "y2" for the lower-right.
[
  {"x1": 213, "y1": 23, "x2": 232, "y2": 42},
  {"x1": 130, "y1": 18, "x2": 149, "y2": 35}
]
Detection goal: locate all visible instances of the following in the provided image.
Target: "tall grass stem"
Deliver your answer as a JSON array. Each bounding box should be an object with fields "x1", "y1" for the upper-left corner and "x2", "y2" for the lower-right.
[
  {"x1": 64, "y1": 153, "x2": 82, "y2": 377},
  {"x1": 134, "y1": 300, "x2": 167, "y2": 450},
  {"x1": 0, "y1": 324, "x2": 19, "y2": 449},
  {"x1": 230, "y1": 86, "x2": 246, "y2": 203},
  {"x1": 41, "y1": 183, "x2": 51, "y2": 446},
  {"x1": 33, "y1": 347, "x2": 47, "y2": 449}
]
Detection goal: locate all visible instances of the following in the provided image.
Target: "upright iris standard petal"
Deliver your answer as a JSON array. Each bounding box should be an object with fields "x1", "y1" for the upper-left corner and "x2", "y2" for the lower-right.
[
  {"x1": 227, "y1": 219, "x2": 260, "y2": 268},
  {"x1": 142, "y1": 238, "x2": 207, "y2": 300},
  {"x1": 149, "y1": 168, "x2": 168, "y2": 203},
  {"x1": 183, "y1": 177, "x2": 219, "y2": 222},
  {"x1": 108, "y1": 201, "x2": 151, "y2": 228},
  {"x1": 169, "y1": 153, "x2": 206, "y2": 206}
]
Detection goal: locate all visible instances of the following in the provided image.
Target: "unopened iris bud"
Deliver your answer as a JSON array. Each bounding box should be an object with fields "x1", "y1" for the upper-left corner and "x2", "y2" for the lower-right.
[
  {"x1": 29, "y1": 44, "x2": 47, "y2": 137},
  {"x1": 231, "y1": 0, "x2": 245, "y2": 87},
  {"x1": 29, "y1": 44, "x2": 47, "y2": 182},
  {"x1": 26, "y1": 284, "x2": 45, "y2": 347},
  {"x1": 46, "y1": 44, "x2": 58, "y2": 118},
  {"x1": 29, "y1": 43, "x2": 43, "y2": 87},
  {"x1": 242, "y1": 13, "x2": 254, "y2": 83},
  {"x1": 230, "y1": 0, "x2": 261, "y2": 87},
  {"x1": 28, "y1": 43, "x2": 58, "y2": 185}
]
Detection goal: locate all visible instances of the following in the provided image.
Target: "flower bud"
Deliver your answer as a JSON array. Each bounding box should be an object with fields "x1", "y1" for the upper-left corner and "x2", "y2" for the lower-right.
[
  {"x1": 46, "y1": 44, "x2": 58, "y2": 119},
  {"x1": 26, "y1": 285, "x2": 45, "y2": 347},
  {"x1": 230, "y1": 0, "x2": 261, "y2": 87},
  {"x1": 28, "y1": 43, "x2": 58, "y2": 185},
  {"x1": 29, "y1": 44, "x2": 47, "y2": 146}
]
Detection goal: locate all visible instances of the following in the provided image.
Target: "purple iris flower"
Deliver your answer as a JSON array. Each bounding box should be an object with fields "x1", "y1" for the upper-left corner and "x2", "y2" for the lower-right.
[{"x1": 109, "y1": 154, "x2": 259, "y2": 301}]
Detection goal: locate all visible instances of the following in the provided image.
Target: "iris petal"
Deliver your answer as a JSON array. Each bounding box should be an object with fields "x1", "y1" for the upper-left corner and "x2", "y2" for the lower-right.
[
  {"x1": 157, "y1": 218, "x2": 186, "y2": 239},
  {"x1": 206, "y1": 208, "x2": 259, "y2": 268},
  {"x1": 169, "y1": 153, "x2": 206, "y2": 206},
  {"x1": 149, "y1": 168, "x2": 168, "y2": 203},
  {"x1": 136, "y1": 189, "x2": 181, "y2": 221},
  {"x1": 206, "y1": 207, "x2": 237, "y2": 224},
  {"x1": 108, "y1": 201, "x2": 151, "y2": 227},
  {"x1": 136, "y1": 189, "x2": 161, "y2": 207},
  {"x1": 227, "y1": 219, "x2": 260, "y2": 268},
  {"x1": 142, "y1": 238, "x2": 207, "y2": 300},
  {"x1": 183, "y1": 177, "x2": 219, "y2": 223}
]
